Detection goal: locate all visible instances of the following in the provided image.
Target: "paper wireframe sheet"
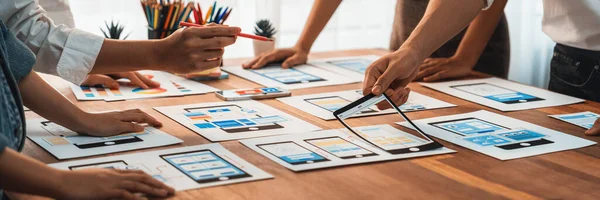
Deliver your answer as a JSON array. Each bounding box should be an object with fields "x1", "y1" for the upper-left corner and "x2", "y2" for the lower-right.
[
  {"x1": 308, "y1": 55, "x2": 380, "y2": 82},
  {"x1": 27, "y1": 118, "x2": 183, "y2": 160},
  {"x1": 222, "y1": 64, "x2": 356, "y2": 90},
  {"x1": 70, "y1": 70, "x2": 217, "y2": 101},
  {"x1": 240, "y1": 125, "x2": 455, "y2": 171},
  {"x1": 49, "y1": 143, "x2": 273, "y2": 191},
  {"x1": 154, "y1": 100, "x2": 322, "y2": 141},
  {"x1": 549, "y1": 111, "x2": 599, "y2": 129},
  {"x1": 397, "y1": 110, "x2": 596, "y2": 160},
  {"x1": 277, "y1": 89, "x2": 455, "y2": 120},
  {"x1": 420, "y1": 77, "x2": 584, "y2": 111}
]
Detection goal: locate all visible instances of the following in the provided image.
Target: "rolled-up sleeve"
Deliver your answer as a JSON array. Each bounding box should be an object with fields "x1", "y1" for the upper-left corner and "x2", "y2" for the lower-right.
[{"x1": 0, "y1": 0, "x2": 104, "y2": 84}]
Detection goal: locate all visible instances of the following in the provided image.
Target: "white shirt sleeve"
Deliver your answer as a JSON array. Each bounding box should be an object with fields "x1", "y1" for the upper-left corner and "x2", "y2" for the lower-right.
[
  {"x1": 0, "y1": 0, "x2": 104, "y2": 84},
  {"x1": 483, "y1": 0, "x2": 495, "y2": 10}
]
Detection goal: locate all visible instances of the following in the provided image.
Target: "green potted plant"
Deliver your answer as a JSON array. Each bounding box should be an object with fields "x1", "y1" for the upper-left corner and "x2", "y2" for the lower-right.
[
  {"x1": 253, "y1": 19, "x2": 277, "y2": 56},
  {"x1": 100, "y1": 20, "x2": 130, "y2": 40}
]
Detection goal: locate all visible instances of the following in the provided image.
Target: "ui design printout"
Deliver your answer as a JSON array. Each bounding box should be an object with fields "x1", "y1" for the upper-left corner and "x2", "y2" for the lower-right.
[
  {"x1": 277, "y1": 89, "x2": 455, "y2": 120},
  {"x1": 550, "y1": 111, "x2": 599, "y2": 129},
  {"x1": 27, "y1": 118, "x2": 183, "y2": 160},
  {"x1": 154, "y1": 100, "x2": 322, "y2": 141},
  {"x1": 309, "y1": 55, "x2": 380, "y2": 82},
  {"x1": 240, "y1": 124, "x2": 455, "y2": 171},
  {"x1": 397, "y1": 110, "x2": 596, "y2": 160},
  {"x1": 71, "y1": 70, "x2": 217, "y2": 101},
  {"x1": 222, "y1": 63, "x2": 356, "y2": 90},
  {"x1": 420, "y1": 77, "x2": 584, "y2": 111},
  {"x1": 49, "y1": 143, "x2": 273, "y2": 191}
]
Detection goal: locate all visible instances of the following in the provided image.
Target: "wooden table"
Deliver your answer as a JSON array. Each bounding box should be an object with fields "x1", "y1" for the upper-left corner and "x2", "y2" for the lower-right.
[{"x1": 11, "y1": 49, "x2": 600, "y2": 200}]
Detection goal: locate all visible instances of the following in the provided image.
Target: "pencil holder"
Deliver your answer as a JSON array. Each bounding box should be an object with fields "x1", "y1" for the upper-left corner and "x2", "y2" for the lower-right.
[{"x1": 147, "y1": 27, "x2": 178, "y2": 39}]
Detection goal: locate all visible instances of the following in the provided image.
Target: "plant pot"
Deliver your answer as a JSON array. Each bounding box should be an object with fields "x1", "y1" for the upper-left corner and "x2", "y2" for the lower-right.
[{"x1": 253, "y1": 38, "x2": 275, "y2": 57}]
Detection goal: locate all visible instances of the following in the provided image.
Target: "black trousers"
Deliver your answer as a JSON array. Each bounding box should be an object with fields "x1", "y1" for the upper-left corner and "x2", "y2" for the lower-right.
[{"x1": 548, "y1": 44, "x2": 600, "y2": 102}]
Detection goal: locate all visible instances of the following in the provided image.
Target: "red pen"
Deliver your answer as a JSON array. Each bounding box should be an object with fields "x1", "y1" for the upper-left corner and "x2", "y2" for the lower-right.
[{"x1": 180, "y1": 22, "x2": 272, "y2": 41}]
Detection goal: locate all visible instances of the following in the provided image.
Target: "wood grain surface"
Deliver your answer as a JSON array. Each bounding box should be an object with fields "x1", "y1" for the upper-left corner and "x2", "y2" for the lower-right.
[{"x1": 9, "y1": 49, "x2": 600, "y2": 200}]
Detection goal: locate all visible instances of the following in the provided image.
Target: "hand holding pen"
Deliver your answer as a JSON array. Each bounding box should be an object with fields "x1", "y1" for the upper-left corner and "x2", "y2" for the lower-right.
[{"x1": 154, "y1": 24, "x2": 241, "y2": 74}]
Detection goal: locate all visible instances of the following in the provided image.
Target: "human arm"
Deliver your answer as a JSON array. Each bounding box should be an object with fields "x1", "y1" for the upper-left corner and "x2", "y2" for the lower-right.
[
  {"x1": 0, "y1": 148, "x2": 174, "y2": 200},
  {"x1": 1, "y1": 0, "x2": 239, "y2": 84},
  {"x1": 19, "y1": 71, "x2": 162, "y2": 136},
  {"x1": 363, "y1": 0, "x2": 491, "y2": 108},
  {"x1": 414, "y1": 0, "x2": 508, "y2": 82},
  {"x1": 242, "y1": 0, "x2": 342, "y2": 69}
]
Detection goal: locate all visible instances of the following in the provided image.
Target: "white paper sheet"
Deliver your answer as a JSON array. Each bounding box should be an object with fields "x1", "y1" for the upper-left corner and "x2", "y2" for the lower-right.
[
  {"x1": 277, "y1": 89, "x2": 455, "y2": 120},
  {"x1": 240, "y1": 125, "x2": 455, "y2": 171},
  {"x1": 27, "y1": 118, "x2": 183, "y2": 160},
  {"x1": 308, "y1": 55, "x2": 380, "y2": 82},
  {"x1": 152, "y1": 71, "x2": 219, "y2": 96},
  {"x1": 222, "y1": 64, "x2": 356, "y2": 90},
  {"x1": 70, "y1": 70, "x2": 217, "y2": 101},
  {"x1": 549, "y1": 111, "x2": 599, "y2": 129},
  {"x1": 154, "y1": 100, "x2": 322, "y2": 141},
  {"x1": 397, "y1": 110, "x2": 596, "y2": 160},
  {"x1": 49, "y1": 143, "x2": 273, "y2": 191},
  {"x1": 420, "y1": 77, "x2": 584, "y2": 111}
]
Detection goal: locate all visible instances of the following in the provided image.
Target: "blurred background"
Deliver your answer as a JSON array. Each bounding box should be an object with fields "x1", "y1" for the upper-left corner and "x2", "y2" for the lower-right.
[{"x1": 44, "y1": 0, "x2": 554, "y2": 88}]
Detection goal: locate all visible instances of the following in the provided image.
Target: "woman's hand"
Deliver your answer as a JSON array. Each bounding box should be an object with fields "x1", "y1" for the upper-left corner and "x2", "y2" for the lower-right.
[
  {"x1": 76, "y1": 109, "x2": 162, "y2": 137},
  {"x1": 363, "y1": 49, "x2": 421, "y2": 108},
  {"x1": 81, "y1": 72, "x2": 161, "y2": 89},
  {"x1": 157, "y1": 24, "x2": 241, "y2": 74},
  {"x1": 57, "y1": 168, "x2": 175, "y2": 200},
  {"x1": 242, "y1": 46, "x2": 309, "y2": 69},
  {"x1": 414, "y1": 56, "x2": 476, "y2": 82}
]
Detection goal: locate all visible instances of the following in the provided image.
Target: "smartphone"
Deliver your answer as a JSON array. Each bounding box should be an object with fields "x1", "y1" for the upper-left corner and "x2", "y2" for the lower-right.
[{"x1": 216, "y1": 87, "x2": 291, "y2": 101}]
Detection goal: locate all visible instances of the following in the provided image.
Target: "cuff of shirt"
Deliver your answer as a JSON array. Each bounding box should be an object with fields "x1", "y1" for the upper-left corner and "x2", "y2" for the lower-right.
[
  {"x1": 56, "y1": 29, "x2": 104, "y2": 85},
  {"x1": 482, "y1": 0, "x2": 494, "y2": 10}
]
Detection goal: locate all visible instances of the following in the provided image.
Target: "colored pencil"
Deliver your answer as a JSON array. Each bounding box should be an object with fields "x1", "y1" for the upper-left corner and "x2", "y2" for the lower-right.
[
  {"x1": 180, "y1": 22, "x2": 273, "y2": 41},
  {"x1": 220, "y1": 8, "x2": 232, "y2": 24}
]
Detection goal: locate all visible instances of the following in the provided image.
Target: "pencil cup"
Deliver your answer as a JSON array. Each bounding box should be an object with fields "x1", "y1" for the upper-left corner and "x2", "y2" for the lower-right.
[
  {"x1": 253, "y1": 38, "x2": 276, "y2": 57},
  {"x1": 147, "y1": 27, "x2": 177, "y2": 39}
]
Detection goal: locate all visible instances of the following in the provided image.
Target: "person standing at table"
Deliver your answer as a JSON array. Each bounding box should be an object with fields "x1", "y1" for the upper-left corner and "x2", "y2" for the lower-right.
[
  {"x1": 37, "y1": 0, "x2": 161, "y2": 89},
  {"x1": 0, "y1": 0, "x2": 240, "y2": 198},
  {"x1": 359, "y1": 0, "x2": 600, "y2": 135},
  {"x1": 243, "y1": 0, "x2": 509, "y2": 82}
]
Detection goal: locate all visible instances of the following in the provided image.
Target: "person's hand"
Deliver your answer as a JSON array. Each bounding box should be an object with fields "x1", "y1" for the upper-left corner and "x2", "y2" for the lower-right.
[
  {"x1": 157, "y1": 24, "x2": 241, "y2": 74},
  {"x1": 75, "y1": 109, "x2": 162, "y2": 137},
  {"x1": 81, "y1": 72, "x2": 161, "y2": 89},
  {"x1": 414, "y1": 56, "x2": 475, "y2": 82},
  {"x1": 57, "y1": 168, "x2": 175, "y2": 200},
  {"x1": 585, "y1": 118, "x2": 600, "y2": 136},
  {"x1": 242, "y1": 46, "x2": 309, "y2": 69},
  {"x1": 363, "y1": 49, "x2": 420, "y2": 109}
]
